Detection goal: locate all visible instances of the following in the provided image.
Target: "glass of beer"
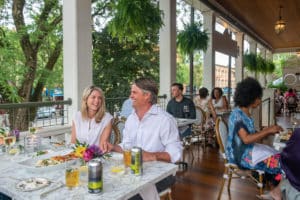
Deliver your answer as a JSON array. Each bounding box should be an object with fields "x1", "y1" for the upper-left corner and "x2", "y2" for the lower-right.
[
  {"x1": 123, "y1": 142, "x2": 132, "y2": 168},
  {"x1": 65, "y1": 159, "x2": 80, "y2": 189},
  {"x1": 4, "y1": 134, "x2": 16, "y2": 154}
]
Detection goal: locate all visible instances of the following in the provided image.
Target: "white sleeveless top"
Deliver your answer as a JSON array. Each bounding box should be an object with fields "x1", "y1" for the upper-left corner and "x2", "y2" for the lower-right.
[
  {"x1": 73, "y1": 111, "x2": 113, "y2": 145},
  {"x1": 212, "y1": 97, "x2": 224, "y2": 109}
]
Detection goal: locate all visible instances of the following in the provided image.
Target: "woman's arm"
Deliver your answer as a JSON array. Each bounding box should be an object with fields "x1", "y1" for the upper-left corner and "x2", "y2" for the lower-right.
[
  {"x1": 71, "y1": 121, "x2": 77, "y2": 144},
  {"x1": 208, "y1": 99, "x2": 217, "y2": 120},
  {"x1": 99, "y1": 120, "x2": 113, "y2": 153},
  {"x1": 222, "y1": 96, "x2": 229, "y2": 110},
  {"x1": 238, "y1": 125, "x2": 283, "y2": 144}
]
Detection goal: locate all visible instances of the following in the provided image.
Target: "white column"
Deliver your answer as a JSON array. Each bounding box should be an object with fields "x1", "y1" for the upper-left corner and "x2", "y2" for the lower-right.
[
  {"x1": 235, "y1": 31, "x2": 244, "y2": 84},
  {"x1": 159, "y1": 0, "x2": 176, "y2": 100},
  {"x1": 63, "y1": 0, "x2": 92, "y2": 123},
  {"x1": 202, "y1": 10, "x2": 214, "y2": 92}
]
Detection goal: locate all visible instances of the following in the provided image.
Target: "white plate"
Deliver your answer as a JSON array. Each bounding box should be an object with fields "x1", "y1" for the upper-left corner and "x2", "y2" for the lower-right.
[
  {"x1": 16, "y1": 177, "x2": 50, "y2": 192},
  {"x1": 17, "y1": 149, "x2": 73, "y2": 173}
]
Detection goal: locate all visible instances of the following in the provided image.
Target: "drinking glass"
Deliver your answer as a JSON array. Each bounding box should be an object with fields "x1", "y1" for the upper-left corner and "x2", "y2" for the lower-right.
[
  {"x1": 65, "y1": 159, "x2": 80, "y2": 189},
  {"x1": 290, "y1": 113, "x2": 298, "y2": 131},
  {"x1": 29, "y1": 121, "x2": 38, "y2": 134},
  {"x1": 123, "y1": 142, "x2": 132, "y2": 168},
  {"x1": 79, "y1": 163, "x2": 88, "y2": 186},
  {"x1": 4, "y1": 134, "x2": 16, "y2": 154}
]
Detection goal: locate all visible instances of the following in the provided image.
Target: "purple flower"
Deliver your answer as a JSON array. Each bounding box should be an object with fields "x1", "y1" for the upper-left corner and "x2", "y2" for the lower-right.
[{"x1": 82, "y1": 145, "x2": 103, "y2": 162}]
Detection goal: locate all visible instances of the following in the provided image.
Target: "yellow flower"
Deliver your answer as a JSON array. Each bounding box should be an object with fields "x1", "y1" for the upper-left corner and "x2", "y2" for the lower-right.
[{"x1": 74, "y1": 146, "x2": 87, "y2": 158}]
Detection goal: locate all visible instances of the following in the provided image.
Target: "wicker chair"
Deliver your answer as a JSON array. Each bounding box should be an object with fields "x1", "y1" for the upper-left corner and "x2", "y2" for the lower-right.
[
  {"x1": 110, "y1": 117, "x2": 126, "y2": 144},
  {"x1": 192, "y1": 106, "x2": 215, "y2": 152},
  {"x1": 215, "y1": 117, "x2": 264, "y2": 199}
]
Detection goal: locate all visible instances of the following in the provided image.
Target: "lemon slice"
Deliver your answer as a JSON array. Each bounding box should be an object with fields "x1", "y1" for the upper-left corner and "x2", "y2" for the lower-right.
[
  {"x1": 9, "y1": 148, "x2": 19, "y2": 155},
  {"x1": 111, "y1": 166, "x2": 124, "y2": 173},
  {"x1": 79, "y1": 165, "x2": 88, "y2": 172}
]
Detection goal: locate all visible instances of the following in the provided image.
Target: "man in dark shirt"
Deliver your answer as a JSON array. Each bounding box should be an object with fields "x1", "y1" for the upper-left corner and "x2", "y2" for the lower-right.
[{"x1": 166, "y1": 83, "x2": 196, "y2": 138}]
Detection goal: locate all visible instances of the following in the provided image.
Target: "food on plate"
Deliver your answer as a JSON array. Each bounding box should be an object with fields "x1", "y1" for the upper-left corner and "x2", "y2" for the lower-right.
[
  {"x1": 16, "y1": 178, "x2": 49, "y2": 192},
  {"x1": 36, "y1": 150, "x2": 48, "y2": 156},
  {"x1": 35, "y1": 152, "x2": 78, "y2": 167},
  {"x1": 9, "y1": 148, "x2": 19, "y2": 155}
]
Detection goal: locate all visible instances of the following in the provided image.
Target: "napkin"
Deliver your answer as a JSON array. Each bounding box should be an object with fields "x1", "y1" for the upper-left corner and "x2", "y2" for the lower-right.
[{"x1": 139, "y1": 184, "x2": 160, "y2": 200}]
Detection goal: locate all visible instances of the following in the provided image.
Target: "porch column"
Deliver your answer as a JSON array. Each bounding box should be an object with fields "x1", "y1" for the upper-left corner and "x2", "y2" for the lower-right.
[
  {"x1": 202, "y1": 10, "x2": 215, "y2": 92},
  {"x1": 159, "y1": 0, "x2": 177, "y2": 100},
  {"x1": 235, "y1": 31, "x2": 244, "y2": 83},
  {"x1": 63, "y1": 0, "x2": 92, "y2": 123}
]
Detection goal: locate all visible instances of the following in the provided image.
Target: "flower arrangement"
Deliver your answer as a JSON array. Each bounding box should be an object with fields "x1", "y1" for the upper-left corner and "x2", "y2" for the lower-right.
[{"x1": 73, "y1": 140, "x2": 103, "y2": 162}]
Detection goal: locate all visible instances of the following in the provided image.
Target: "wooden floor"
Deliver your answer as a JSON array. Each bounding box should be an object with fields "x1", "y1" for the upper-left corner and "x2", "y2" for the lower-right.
[{"x1": 171, "y1": 145, "x2": 259, "y2": 200}]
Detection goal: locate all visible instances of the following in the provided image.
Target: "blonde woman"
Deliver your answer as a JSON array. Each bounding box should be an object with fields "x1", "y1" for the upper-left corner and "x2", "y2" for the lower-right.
[{"x1": 71, "y1": 86, "x2": 113, "y2": 153}]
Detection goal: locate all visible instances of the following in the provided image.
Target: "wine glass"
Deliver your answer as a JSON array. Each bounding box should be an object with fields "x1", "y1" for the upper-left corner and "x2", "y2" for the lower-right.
[
  {"x1": 4, "y1": 133, "x2": 16, "y2": 154},
  {"x1": 29, "y1": 121, "x2": 38, "y2": 134},
  {"x1": 290, "y1": 113, "x2": 298, "y2": 131}
]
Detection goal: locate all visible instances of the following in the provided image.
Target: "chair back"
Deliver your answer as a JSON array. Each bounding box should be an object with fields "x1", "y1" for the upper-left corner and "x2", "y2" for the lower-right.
[
  {"x1": 195, "y1": 106, "x2": 206, "y2": 126},
  {"x1": 215, "y1": 117, "x2": 228, "y2": 154},
  {"x1": 110, "y1": 117, "x2": 126, "y2": 144}
]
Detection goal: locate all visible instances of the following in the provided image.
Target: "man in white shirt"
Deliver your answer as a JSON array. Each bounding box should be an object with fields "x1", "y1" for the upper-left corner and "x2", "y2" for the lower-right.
[
  {"x1": 109, "y1": 77, "x2": 182, "y2": 163},
  {"x1": 108, "y1": 77, "x2": 182, "y2": 200}
]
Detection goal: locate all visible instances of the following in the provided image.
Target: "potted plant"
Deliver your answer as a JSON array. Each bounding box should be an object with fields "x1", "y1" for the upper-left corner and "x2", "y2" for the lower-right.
[{"x1": 177, "y1": 21, "x2": 209, "y2": 96}]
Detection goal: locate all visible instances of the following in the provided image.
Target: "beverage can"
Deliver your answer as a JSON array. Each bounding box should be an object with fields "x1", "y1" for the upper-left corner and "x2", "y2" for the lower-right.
[
  {"x1": 88, "y1": 158, "x2": 103, "y2": 194},
  {"x1": 130, "y1": 147, "x2": 143, "y2": 176}
]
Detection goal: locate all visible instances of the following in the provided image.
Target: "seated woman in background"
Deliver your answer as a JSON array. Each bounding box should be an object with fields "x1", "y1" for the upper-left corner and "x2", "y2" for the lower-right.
[
  {"x1": 208, "y1": 87, "x2": 229, "y2": 120},
  {"x1": 280, "y1": 128, "x2": 300, "y2": 200},
  {"x1": 226, "y1": 77, "x2": 283, "y2": 200},
  {"x1": 193, "y1": 87, "x2": 210, "y2": 113},
  {"x1": 71, "y1": 85, "x2": 113, "y2": 153}
]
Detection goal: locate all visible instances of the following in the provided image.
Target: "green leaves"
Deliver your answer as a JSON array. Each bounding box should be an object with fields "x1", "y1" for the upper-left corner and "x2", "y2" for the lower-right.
[
  {"x1": 108, "y1": 0, "x2": 163, "y2": 44},
  {"x1": 243, "y1": 53, "x2": 275, "y2": 74},
  {"x1": 177, "y1": 22, "x2": 209, "y2": 55}
]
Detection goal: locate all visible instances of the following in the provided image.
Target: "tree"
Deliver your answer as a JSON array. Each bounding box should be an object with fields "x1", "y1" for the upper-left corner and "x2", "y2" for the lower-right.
[
  {"x1": 0, "y1": 0, "x2": 63, "y2": 130},
  {"x1": 92, "y1": 27, "x2": 159, "y2": 99}
]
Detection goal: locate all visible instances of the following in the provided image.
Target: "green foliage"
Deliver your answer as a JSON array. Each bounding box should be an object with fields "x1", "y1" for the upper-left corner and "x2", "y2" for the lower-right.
[
  {"x1": 177, "y1": 22, "x2": 209, "y2": 55},
  {"x1": 108, "y1": 0, "x2": 163, "y2": 43},
  {"x1": 0, "y1": 0, "x2": 63, "y2": 104},
  {"x1": 92, "y1": 27, "x2": 159, "y2": 98},
  {"x1": 243, "y1": 53, "x2": 275, "y2": 75}
]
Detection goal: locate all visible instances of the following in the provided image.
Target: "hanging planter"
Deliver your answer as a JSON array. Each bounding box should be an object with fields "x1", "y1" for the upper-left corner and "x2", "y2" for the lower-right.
[
  {"x1": 108, "y1": 0, "x2": 163, "y2": 43},
  {"x1": 177, "y1": 22, "x2": 209, "y2": 55},
  {"x1": 243, "y1": 53, "x2": 275, "y2": 74}
]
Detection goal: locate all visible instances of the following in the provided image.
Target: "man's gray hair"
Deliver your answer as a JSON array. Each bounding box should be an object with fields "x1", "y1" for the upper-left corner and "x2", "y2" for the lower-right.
[{"x1": 134, "y1": 77, "x2": 158, "y2": 105}]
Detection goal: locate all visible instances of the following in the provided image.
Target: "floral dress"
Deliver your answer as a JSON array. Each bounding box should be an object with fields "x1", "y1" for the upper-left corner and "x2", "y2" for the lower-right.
[{"x1": 225, "y1": 108, "x2": 281, "y2": 176}]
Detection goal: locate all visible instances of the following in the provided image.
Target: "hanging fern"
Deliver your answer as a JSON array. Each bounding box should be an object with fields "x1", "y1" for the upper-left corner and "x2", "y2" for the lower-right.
[
  {"x1": 243, "y1": 53, "x2": 257, "y2": 72},
  {"x1": 108, "y1": 0, "x2": 163, "y2": 43},
  {"x1": 177, "y1": 22, "x2": 209, "y2": 55},
  {"x1": 244, "y1": 53, "x2": 275, "y2": 74}
]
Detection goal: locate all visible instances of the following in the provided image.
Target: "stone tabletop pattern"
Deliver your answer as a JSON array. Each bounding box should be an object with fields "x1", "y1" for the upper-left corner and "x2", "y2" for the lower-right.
[{"x1": 0, "y1": 139, "x2": 177, "y2": 200}]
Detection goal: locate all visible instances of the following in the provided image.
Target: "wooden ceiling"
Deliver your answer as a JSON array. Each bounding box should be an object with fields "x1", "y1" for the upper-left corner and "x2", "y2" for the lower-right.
[{"x1": 200, "y1": 0, "x2": 300, "y2": 53}]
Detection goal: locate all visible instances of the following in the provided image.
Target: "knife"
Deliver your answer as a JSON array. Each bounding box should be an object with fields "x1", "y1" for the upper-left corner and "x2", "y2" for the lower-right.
[{"x1": 40, "y1": 182, "x2": 64, "y2": 198}]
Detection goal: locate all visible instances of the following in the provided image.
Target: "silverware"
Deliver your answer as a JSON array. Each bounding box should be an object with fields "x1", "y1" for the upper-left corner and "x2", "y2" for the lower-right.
[{"x1": 40, "y1": 182, "x2": 64, "y2": 198}]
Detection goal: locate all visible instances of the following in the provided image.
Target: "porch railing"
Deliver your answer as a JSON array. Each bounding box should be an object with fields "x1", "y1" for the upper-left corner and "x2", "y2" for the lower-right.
[{"x1": 0, "y1": 94, "x2": 168, "y2": 130}]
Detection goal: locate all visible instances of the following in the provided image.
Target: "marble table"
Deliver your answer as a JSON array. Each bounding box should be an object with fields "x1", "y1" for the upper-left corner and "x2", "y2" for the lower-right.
[{"x1": 0, "y1": 139, "x2": 177, "y2": 200}]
